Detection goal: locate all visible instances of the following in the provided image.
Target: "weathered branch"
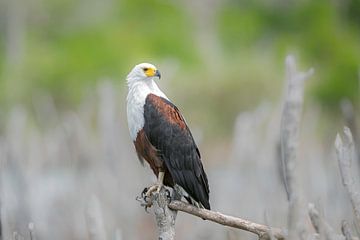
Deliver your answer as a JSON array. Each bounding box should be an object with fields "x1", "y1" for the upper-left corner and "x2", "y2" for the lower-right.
[
  {"x1": 308, "y1": 204, "x2": 358, "y2": 240},
  {"x1": 152, "y1": 188, "x2": 177, "y2": 240},
  {"x1": 308, "y1": 203, "x2": 338, "y2": 240},
  {"x1": 141, "y1": 188, "x2": 287, "y2": 240},
  {"x1": 264, "y1": 212, "x2": 276, "y2": 240},
  {"x1": 340, "y1": 99, "x2": 360, "y2": 170},
  {"x1": 84, "y1": 195, "x2": 107, "y2": 240},
  {"x1": 341, "y1": 220, "x2": 353, "y2": 240},
  {"x1": 168, "y1": 200, "x2": 286, "y2": 240},
  {"x1": 280, "y1": 55, "x2": 313, "y2": 239},
  {"x1": 335, "y1": 127, "x2": 360, "y2": 228},
  {"x1": 137, "y1": 187, "x2": 181, "y2": 240},
  {"x1": 28, "y1": 222, "x2": 35, "y2": 240}
]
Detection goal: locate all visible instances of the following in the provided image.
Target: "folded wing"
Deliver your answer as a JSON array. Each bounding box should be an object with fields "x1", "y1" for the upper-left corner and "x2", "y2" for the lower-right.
[{"x1": 143, "y1": 94, "x2": 210, "y2": 209}]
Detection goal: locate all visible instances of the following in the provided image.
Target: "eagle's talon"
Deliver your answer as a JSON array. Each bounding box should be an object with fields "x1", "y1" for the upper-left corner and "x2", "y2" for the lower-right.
[
  {"x1": 145, "y1": 183, "x2": 162, "y2": 197},
  {"x1": 137, "y1": 183, "x2": 164, "y2": 212},
  {"x1": 144, "y1": 195, "x2": 151, "y2": 204},
  {"x1": 136, "y1": 187, "x2": 154, "y2": 212},
  {"x1": 165, "y1": 188, "x2": 171, "y2": 201},
  {"x1": 142, "y1": 201, "x2": 152, "y2": 212},
  {"x1": 137, "y1": 192, "x2": 153, "y2": 212},
  {"x1": 136, "y1": 195, "x2": 145, "y2": 203},
  {"x1": 141, "y1": 187, "x2": 148, "y2": 198},
  {"x1": 145, "y1": 204, "x2": 151, "y2": 212}
]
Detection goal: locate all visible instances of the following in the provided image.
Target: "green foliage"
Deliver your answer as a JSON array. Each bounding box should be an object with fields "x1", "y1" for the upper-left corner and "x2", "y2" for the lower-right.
[
  {"x1": 1, "y1": 0, "x2": 198, "y2": 105},
  {"x1": 218, "y1": 0, "x2": 360, "y2": 108},
  {"x1": 0, "y1": 0, "x2": 359, "y2": 135}
]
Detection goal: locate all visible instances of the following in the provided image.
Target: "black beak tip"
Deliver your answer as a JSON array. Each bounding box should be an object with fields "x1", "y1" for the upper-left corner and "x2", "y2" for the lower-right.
[{"x1": 155, "y1": 70, "x2": 161, "y2": 79}]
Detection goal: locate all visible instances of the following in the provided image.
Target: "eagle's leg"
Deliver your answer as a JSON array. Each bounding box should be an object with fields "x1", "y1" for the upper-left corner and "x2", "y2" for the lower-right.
[
  {"x1": 145, "y1": 171, "x2": 164, "y2": 197},
  {"x1": 156, "y1": 171, "x2": 165, "y2": 193}
]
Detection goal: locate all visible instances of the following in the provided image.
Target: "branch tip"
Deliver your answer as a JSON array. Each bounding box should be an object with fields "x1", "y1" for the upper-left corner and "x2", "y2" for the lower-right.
[{"x1": 335, "y1": 133, "x2": 342, "y2": 150}]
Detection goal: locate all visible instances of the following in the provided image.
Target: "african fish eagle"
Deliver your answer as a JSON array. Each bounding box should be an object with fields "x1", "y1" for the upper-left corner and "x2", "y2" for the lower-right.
[{"x1": 126, "y1": 63, "x2": 210, "y2": 210}]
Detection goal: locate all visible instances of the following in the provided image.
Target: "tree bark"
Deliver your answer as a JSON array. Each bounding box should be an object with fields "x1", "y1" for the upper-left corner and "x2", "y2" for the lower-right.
[
  {"x1": 168, "y1": 200, "x2": 286, "y2": 240},
  {"x1": 335, "y1": 128, "x2": 360, "y2": 229},
  {"x1": 153, "y1": 188, "x2": 177, "y2": 240},
  {"x1": 280, "y1": 55, "x2": 313, "y2": 240}
]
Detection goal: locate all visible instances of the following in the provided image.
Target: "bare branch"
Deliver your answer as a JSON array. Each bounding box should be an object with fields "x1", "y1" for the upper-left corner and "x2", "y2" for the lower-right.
[
  {"x1": 342, "y1": 220, "x2": 354, "y2": 240},
  {"x1": 340, "y1": 99, "x2": 360, "y2": 171},
  {"x1": 335, "y1": 128, "x2": 360, "y2": 228},
  {"x1": 308, "y1": 203, "x2": 338, "y2": 240},
  {"x1": 141, "y1": 188, "x2": 287, "y2": 240},
  {"x1": 354, "y1": 221, "x2": 360, "y2": 239},
  {"x1": 28, "y1": 222, "x2": 35, "y2": 240},
  {"x1": 308, "y1": 204, "x2": 320, "y2": 234},
  {"x1": 264, "y1": 212, "x2": 276, "y2": 240},
  {"x1": 308, "y1": 204, "x2": 359, "y2": 240},
  {"x1": 280, "y1": 55, "x2": 313, "y2": 239},
  {"x1": 168, "y1": 200, "x2": 286, "y2": 240},
  {"x1": 84, "y1": 195, "x2": 107, "y2": 240}
]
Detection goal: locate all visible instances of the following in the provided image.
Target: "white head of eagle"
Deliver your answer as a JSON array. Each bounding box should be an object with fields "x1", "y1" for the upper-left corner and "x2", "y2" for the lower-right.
[{"x1": 126, "y1": 63, "x2": 210, "y2": 210}]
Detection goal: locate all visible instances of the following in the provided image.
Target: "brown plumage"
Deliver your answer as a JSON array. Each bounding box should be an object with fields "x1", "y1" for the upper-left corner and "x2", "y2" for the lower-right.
[
  {"x1": 134, "y1": 94, "x2": 210, "y2": 209},
  {"x1": 134, "y1": 129, "x2": 174, "y2": 186},
  {"x1": 146, "y1": 94, "x2": 187, "y2": 129}
]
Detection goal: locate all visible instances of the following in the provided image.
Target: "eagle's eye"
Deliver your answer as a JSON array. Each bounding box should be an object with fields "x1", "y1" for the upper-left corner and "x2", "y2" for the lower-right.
[{"x1": 143, "y1": 68, "x2": 148, "y2": 72}]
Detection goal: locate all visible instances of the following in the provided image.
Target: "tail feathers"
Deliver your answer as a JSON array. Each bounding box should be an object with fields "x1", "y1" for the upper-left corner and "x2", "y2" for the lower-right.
[
  {"x1": 177, "y1": 185, "x2": 210, "y2": 210},
  {"x1": 183, "y1": 195, "x2": 209, "y2": 220},
  {"x1": 185, "y1": 195, "x2": 210, "y2": 210}
]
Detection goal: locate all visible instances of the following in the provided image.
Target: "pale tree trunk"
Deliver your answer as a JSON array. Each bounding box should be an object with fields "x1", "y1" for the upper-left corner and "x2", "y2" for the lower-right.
[{"x1": 280, "y1": 55, "x2": 313, "y2": 240}]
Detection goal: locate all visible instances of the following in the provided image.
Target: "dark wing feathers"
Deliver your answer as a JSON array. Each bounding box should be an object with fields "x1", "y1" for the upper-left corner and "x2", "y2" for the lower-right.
[{"x1": 143, "y1": 94, "x2": 210, "y2": 209}]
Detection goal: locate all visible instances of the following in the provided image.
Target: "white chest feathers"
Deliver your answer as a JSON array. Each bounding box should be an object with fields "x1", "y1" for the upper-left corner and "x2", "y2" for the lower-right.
[{"x1": 126, "y1": 80, "x2": 168, "y2": 141}]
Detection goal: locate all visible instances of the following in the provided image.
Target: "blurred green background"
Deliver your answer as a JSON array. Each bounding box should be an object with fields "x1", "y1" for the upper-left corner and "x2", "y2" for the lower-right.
[
  {"x1": 0, "y1": 0, "x2": 359, "y2": 137},
  {"x1": 0, "y1": 2, "x2": 359, "y2": 239}
]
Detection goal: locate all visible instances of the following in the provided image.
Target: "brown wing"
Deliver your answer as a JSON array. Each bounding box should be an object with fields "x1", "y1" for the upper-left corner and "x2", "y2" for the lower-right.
[{"x1": 143, "y1": 94, "x2": 210, "y2": 209}]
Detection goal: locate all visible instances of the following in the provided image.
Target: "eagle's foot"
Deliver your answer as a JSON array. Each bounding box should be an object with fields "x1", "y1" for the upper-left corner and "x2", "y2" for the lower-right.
[
  {"x1": 136, "y1": 172, "x2": 165, "y2": 211},
  {"x1": 145, "y1": 171, "x2": 165, "y2": 197},
  {"x1": 136, "y1": 187, "x2": 153, "y2": 212},
  {"x1": 165, "y1": 188, "x2": 171, "y2": 201},
  {"x1": 145, "y1": 183, "x2": 163, "y2": 197}
]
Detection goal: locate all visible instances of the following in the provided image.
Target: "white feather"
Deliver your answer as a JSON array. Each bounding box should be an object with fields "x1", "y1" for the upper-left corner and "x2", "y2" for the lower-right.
[{"x1": 126, "y1": 63, "x2": 168, "y2": 141}]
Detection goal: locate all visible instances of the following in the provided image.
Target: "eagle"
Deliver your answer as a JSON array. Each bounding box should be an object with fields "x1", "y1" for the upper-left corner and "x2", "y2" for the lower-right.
[{"x1": 126, "y1": 63, "x2": 210, "y2": 210}]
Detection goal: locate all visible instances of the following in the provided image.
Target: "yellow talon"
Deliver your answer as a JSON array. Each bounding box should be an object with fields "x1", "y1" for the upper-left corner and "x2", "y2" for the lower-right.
[{"x1": 145, "y1": 171, "x2": 164, "y2": 197}]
